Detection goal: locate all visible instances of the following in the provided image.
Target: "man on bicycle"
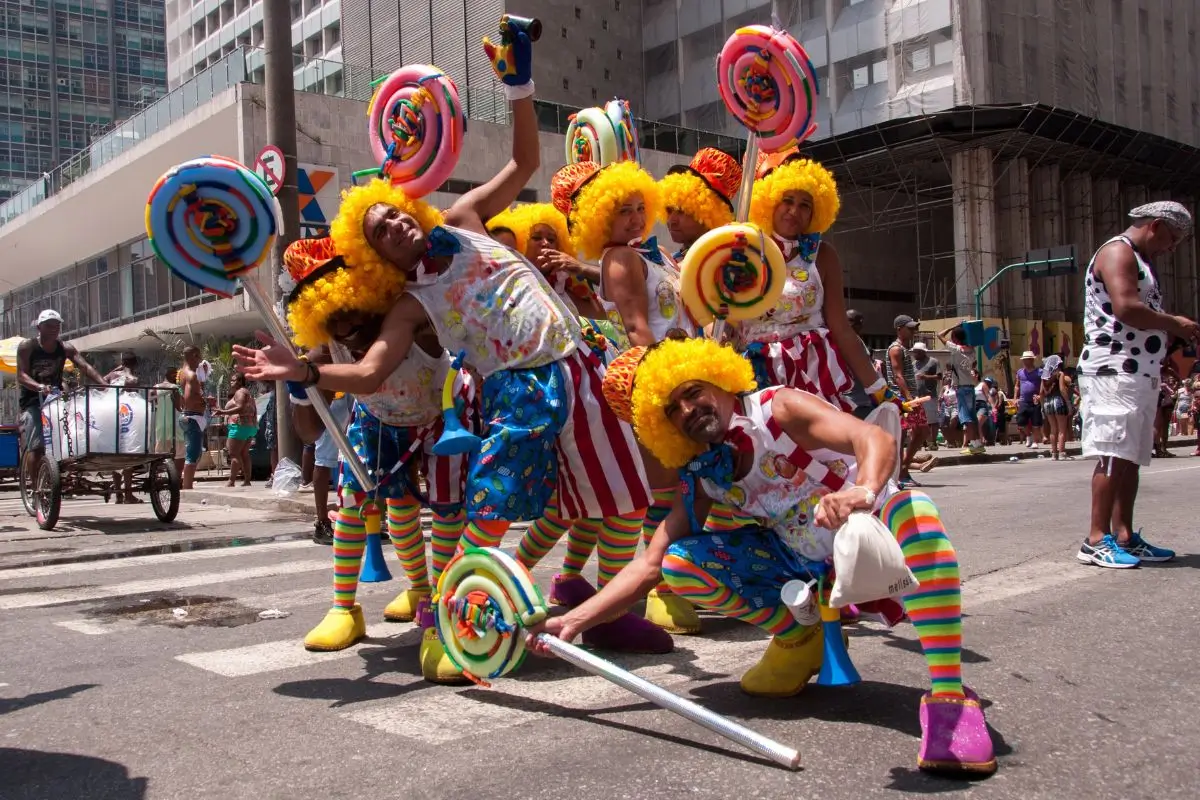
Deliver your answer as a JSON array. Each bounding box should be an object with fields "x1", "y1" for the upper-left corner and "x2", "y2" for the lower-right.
[{"x1": 16, "y1": 309, "x2": 106, "y2": 481}]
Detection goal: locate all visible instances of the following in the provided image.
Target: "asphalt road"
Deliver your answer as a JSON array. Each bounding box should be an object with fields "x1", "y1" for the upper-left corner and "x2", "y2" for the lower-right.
[{"x1": 2, "y1": 453, "x2": 1198, "y2": 800}]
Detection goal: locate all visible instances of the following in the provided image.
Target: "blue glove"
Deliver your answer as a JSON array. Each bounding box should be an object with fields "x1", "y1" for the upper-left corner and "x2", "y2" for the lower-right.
[
  {"x1": 482, "y1": 16, "x2": 533, "y2": 87},
  {"x1": 286, "y1": 381, "x2": 311, "y2": 404}
]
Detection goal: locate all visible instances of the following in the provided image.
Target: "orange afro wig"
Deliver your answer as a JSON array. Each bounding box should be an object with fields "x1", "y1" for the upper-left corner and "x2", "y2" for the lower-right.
[{"x1": 749, "y1": 158, "x2": 840, "y2": 238}]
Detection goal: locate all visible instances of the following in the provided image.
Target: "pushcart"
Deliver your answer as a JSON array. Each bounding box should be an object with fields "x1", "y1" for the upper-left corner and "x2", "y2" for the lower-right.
[{"x1": 18, "y1": 386, "x2": 181, "y2": 531}]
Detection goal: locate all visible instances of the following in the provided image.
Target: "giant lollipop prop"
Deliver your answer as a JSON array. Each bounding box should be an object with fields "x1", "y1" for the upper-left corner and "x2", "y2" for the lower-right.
[
  {"x1": 360, "y1": 65, "x2": 465, "y2": 197},
  {"x1": 565, "y1": 97, "x2": 639, "y2": 166},
  {"x1": 679, "y1": 222, "x2": 787, "y2": 328},
  {"x1": 435, "y1": 547, "x2": 802, "y2": 770},
  {"x1": 145, "y1": 156, "x2": 375, "y2": 492}
]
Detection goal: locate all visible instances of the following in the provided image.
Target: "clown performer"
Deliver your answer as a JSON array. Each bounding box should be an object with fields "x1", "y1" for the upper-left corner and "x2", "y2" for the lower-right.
[
  {"x1": 234, "y1": 19, "x2": 655, "y2": 639},
  {"x1": 531, "y1": 337, "x2": 997, "y2": 777},
  {"x1": 658, "y1": 147, "x2": 742, "y2": 261},
  {"x1": 740, "y1": 152, "x2": 888, "y2": 411},
  {"x1": 276, "y1": 237, "x2": 472, "y2": 684}
]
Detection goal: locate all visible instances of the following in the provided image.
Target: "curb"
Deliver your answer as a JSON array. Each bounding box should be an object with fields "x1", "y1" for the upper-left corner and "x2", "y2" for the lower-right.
[{"x1": 925, "y1": 436, "x2": 1193, "y2": 467}]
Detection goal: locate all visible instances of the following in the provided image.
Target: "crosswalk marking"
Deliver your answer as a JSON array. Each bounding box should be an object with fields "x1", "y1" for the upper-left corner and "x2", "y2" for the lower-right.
[
  {"x1": 0, "y1": 540, "x2": 316, "y2": 582},
  {"x1": 176, "y1": 623, "x2": 421, "y2": 677},
  {"x1": 0, "y1": 560, "x2": 331, "y2": 610},
  {"x1": 54, "y1": 619, "x2": 116, "y2": 635}
]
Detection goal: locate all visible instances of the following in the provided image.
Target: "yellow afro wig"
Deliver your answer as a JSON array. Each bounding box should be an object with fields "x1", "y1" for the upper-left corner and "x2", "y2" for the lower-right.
[
  {"x1": 288, "y1": 179, "x2": 444, "y2": 349},
  {"x1": 488, "y1": 203, "x2": 576, "y2": 259},
  {"x1": 748, "y1": 158, "x2": 840, "y2": 238},
  {"x1": 659, "y1": 170, "x2": 735, "y2": 234},
  {"x1": 630, "y1": 338, "x2": 757, "y2": 468},
  {"x1": 330, "y1": 177, "x2": 444, "y2": 273},
  {"x1": 568, "y1": 161, "x2": 662, "y2": 260}
]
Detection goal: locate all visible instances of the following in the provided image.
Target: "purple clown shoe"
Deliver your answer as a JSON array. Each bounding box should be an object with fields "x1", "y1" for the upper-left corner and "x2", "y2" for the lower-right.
[
  {"x1": 549, "y1": 573, "x2": 597, "y2": 607},
  {"x1": 917, "y1": 687, "x2": 997, "y2": 776},
  {"x1": 582, "y1": 611, "x2": 674, "y2": 654}
]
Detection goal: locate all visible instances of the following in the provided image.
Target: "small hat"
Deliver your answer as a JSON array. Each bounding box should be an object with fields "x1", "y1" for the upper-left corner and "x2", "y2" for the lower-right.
[
  {"x1": 600, "y1": 346, "x2": 647, "y2": 424},
  {"x1": 1020, "y1": 350, "x2": 1036, "y2": 360},
  {"x1": 283, "y1": 237, "x2": 347, "y2": 304},
  {"x1": 550, "y1": 161, "x2": 603, "y2": 217},
  {"x1": 1129, "y1": 201, "x2": 1193, "y2": 234},
  {"x1": 35, "y1": 309, "x2": 62, "y2": 326},
  {"x1": 754, "y1": 146, "x2": 801, "y2": 180},
  {"x1": 911, "y1": 342, "x2": 928, "y2": 352},
  {"x1": 894, "y1": 314, "x2": 919, "y2": 330},
  {"x1": 665, "y1": 148, "x2": 742, "y2": 210}
]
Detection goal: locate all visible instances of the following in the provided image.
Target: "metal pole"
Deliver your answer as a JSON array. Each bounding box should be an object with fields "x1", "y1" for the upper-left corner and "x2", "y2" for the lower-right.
[
  {"x1": 263, "y1": 0, "x2": 301, "y2": 466},
  {"x1": 536, "y1": 634, "x2": 802, "y2": 770},
  {"x1": 710, "y1": 130, "x2": 761, "y2": 343}
]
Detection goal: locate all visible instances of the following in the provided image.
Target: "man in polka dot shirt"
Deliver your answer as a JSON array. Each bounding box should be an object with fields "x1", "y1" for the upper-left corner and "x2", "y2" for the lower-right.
[{"x1": 1076, "y1": 201, "x2": 1199, "y2": 569}]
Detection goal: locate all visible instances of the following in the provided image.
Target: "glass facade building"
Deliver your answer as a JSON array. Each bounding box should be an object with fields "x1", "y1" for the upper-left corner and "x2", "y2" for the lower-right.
[{"x1": 0, "y1": 0, "x2": 166, "y2": 201}]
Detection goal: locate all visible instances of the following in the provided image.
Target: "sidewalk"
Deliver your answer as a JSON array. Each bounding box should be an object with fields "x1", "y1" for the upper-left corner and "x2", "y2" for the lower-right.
[{"x1": 910, "y1": 435, "x2": 1194, "y2": 467}]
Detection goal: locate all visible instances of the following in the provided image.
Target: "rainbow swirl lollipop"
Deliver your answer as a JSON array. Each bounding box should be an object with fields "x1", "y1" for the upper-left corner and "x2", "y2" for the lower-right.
[
  {"x1": 679, "y1": 222, "x2": 787, "y2": 325},
  {"x1": 717, "y1": 25, "x2": 820, "y2": 152},
  {"x1": 604, "y1": 98, "x2": 639, "y2": 163},
  {"x1": 145, "y1": 156, "x2": 281, "y2": 297},
  {"x1": 565, "y1": 97, "x2": 639, "y2": 166},
  {"x1": 434, "y1": 546, "x2": 547, "y2": 686},
  {"x1": 368, "y1": 64, "x2": 465, "y2": 198}
]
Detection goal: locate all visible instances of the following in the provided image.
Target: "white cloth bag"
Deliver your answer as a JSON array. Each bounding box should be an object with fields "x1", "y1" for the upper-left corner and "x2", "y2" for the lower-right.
[{"x1": 828, "y1": 512, "x2": 919, "y2": 608}]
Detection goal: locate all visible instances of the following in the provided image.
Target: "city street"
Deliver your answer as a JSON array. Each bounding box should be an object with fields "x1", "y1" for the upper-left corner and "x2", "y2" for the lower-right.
[{"x1": 2, "y1": 453, "x2": 1198, "y2": 800}]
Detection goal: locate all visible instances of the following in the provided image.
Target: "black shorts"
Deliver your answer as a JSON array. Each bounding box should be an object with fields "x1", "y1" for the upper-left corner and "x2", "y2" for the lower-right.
[
  {"x1": 1015, "y1": 401, "x2": 1043, "y2": 427},
  {"x1": 19, "y1": 410, "x2": 44, "y2": 453}
]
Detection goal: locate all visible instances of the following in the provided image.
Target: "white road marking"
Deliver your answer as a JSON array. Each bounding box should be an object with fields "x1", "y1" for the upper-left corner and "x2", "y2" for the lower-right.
[
  {"x1": 176, "y1": 623, "x2": 417, "y2": 676},
  {"x1": 0, "y1": 560, "x2": 331, "y2": 610},
  {"x1": 55, "y1": 619, "x2": 119, "y2": 635},
  {"x1": 962, "y1": 558, "x2": 1102, "y2": 607},
  {"x1": 0, "y1": 540, "x2": 316, "y2": 581}
]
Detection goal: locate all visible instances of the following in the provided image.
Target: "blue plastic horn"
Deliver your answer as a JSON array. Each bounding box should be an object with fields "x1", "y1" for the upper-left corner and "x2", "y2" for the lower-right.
[
  {"x1": 432, "y1": 350, "x2": 482, "y2": 456},
  {"x1": 816, "y1": 602, "x2": 861, "y2": 686},
  {"x1": 358, "y1": 503, "x2": 392, "y2": 583}
]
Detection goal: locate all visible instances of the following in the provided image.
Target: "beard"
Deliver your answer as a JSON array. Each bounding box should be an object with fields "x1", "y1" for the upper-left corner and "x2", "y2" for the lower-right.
[{"x1": 684, "y1": 409, "x2": 725, "y2": 444}]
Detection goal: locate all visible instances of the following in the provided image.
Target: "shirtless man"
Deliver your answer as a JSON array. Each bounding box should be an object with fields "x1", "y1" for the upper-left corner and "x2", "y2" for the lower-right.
[{"x1": 178, "y1": 345, "x2": 207, "y2": 489}]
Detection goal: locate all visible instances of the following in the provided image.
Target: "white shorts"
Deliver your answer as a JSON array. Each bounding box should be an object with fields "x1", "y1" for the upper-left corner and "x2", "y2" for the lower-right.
[{"x1": 1079, "y1": 373, "x2": 1158, "y2": 467}]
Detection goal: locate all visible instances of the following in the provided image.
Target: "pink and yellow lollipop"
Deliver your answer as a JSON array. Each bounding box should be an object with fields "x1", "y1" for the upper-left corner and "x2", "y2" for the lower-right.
[
  {"x1": 679, "y1": 222, "x2": 787, "y2": 326},
  {"x1": 717, "y1": 25, "x2": 820, "y2": 152},
  {"x1": 367, "y1": 64, "x2": 465, "y2": 198}
]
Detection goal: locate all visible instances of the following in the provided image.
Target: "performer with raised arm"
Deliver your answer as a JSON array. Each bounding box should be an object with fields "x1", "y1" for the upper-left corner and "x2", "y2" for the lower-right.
[{"x1": 529, "y1": 337, "x2": 997, "y2": 778}]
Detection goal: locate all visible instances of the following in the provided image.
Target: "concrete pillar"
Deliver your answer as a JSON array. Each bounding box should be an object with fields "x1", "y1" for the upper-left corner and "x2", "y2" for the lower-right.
[
  {"x1": 993, "y1": 157, "x2": 1032, "y2": 317},
  {"x1": 1093, "y1": 179, "x2": 1122, "y2": 245},
  {"x1": 1174, "y1": 197, "x2": 1199, "y2": 319},
  {"x1": 951, "y1": 148, "x2": 998, "y2": 316},
  {"x1": 1062, "y1": 173, "x2": 1094, "y2": 324},
  {"x1": 1030, "y1": 164, "x2": 1063, "y2": 319}
]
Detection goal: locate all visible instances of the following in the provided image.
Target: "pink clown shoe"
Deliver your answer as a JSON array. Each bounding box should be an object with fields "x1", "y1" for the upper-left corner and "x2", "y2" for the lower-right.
[{"x1": 917, "y1": 687, "x2": 997, "y2": 776}]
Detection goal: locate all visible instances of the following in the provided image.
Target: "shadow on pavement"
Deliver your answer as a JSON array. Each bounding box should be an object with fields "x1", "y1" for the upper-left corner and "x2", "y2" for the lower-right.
[
  {"x1": 0, "y1": 683, "x2": 98, "y2": 715},
  {"x1": 0, "y1": 748, "x2": 147, "y2": 800}
]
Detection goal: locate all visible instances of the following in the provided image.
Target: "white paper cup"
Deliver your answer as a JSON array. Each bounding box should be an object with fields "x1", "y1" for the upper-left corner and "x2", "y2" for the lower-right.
[{"x1": 780, "y1": 580, "x2": 819, "y2": 626}]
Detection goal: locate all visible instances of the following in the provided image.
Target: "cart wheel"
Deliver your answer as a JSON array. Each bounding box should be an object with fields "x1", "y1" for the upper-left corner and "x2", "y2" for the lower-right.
[
  {"x1": 149, "y1": 459, "x2": 180, "y2": 523},
  {"x1": 34, "y1": 458, "x2": 62, "y2": 531},
  {"x1": 19, "y1": 455, "x2": 36, "y2": 517}
]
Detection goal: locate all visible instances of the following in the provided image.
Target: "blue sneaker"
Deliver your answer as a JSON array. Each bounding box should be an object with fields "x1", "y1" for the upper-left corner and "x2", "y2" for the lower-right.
[
  {"x1": 1076, "y1": 534, "x2": 1140, "y2": 569},
  {"x1": 1121, "y1": 531, "x2": 1175, "y2": 563}
]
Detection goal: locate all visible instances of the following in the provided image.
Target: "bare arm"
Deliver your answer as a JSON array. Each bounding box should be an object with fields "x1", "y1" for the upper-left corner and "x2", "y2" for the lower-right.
[
  {"x1": 16, "y1": 340, "x2": 41, "y2": 393},
  {"x1": 289, "y1": 347, "x2": 335, "y2": 443},
  {"x1": 774, "y1": 388, "x2": 896, "y2": 496},
  {"x1": 62, "y1": 344, "x2": 106, "y2": 386},
  {"x1": 601, "y1": 247, "x2": 655, "y2": 347},
  {"x1": 818, "y1": 243, "x2": 879, "y2": 390},
  {"x1": 550, "y1": 484, "x2": 711, "y2": 641},
  {"x1": 1096, "y1": 242, "x2": 1191, "y2": 336},
  {"x1": 443, "y1": 96, "x2": 539, "y2": 233},
  {"x1": 887, "y1": 344, "x2": 913, "y2": 399}
]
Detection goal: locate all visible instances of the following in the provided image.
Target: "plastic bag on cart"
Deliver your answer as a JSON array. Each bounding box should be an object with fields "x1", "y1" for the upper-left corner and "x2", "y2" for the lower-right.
[
  {"x1": 271, "y1": 457, "x2": 302, "y2": 496},
  {"x1": 41, "y1": 389, "x2": 151, "y2": 458}
]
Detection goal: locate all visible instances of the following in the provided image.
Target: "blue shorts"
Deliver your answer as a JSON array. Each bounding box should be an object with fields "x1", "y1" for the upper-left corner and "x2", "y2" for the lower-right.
[
  {"x1": 666, "y1": 527, "x2": 827, "y2": 611},
  {"x1": 181, "y1": 415, "x2": 204, "y2": 464},
  {"x1": 314, "y1": 430, "x2": 339, "y2": 468},
  {"x1": 955, "y1": 387, "x2": 976, "y2": 426},
  {"x1": 469, "y1": 362, "x2": 569, "y2": 521}
]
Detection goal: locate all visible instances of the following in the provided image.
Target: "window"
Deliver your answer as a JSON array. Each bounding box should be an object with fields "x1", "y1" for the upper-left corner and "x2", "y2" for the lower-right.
[
  {"x1": 604, "y1": 68, "x2": 610, "y2": 80},
  {"x1": 852, "y1": 65, "x2": 868, "y2": 89},
  {"x1": 933, "y1": 39, "x2": 953, "y2": 65},
  {"x1": 617, "y1": 48, "x2": 622, "y2": 60},
  {"x1": 602, "y1": 19, "x2": 608, "y2": 30},
  {"x1": 561, "y1": 26, "x2": 567, "y2": 38},
  {"x1": 615, "y1": 0, "x2": 621, "y2": 9},
  {"x1": 576, "y1": 57, "x2": 583, "y2": 70},
  {"x1": 574, "y1": 6, "x2": 581, "y2": 18},
  {"x1": 591, "y1": 88, "x2": 598, "y2": 100},
  {"x1": 562, "y1": 77, "x2": 569, "y2": 90},
  {"x1": 909, "y1": 47, "x2": 931, "y2": 72},
  {"x1": 872, "y1": 59, "x2": 887, "y2": 84},
  {"x1": 589, "y1": 38, "x2": 595, "y2": 49}
]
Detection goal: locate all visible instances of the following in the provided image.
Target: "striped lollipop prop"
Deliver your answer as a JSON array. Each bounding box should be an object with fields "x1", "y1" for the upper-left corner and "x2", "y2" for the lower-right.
[
  {"x1": 565, "y1": 97, "x2": 639, "y2": 166},
  {"x1": 433, "y1": 546, "x2": 803, "y2": 769},
  {"x1": 145, "y1": 156, "x2": 281, "y2": 297},
  {"x1": 367, "y1": 64, "x2": 465, "y2": 198},
  {"x1": 717, "y1": 25, "x2": 820, "y2": 152},
  {"x1": 679, "y1": 222, "x2": 787, "y2": 326}
]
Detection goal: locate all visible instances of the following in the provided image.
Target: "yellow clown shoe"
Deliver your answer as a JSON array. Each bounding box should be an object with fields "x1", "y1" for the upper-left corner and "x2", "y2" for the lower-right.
[
  {"x1": 383, "y1": 589, "x2": 430, "y2": 622},
  {"x1": 740, "y1": 625, "x2": 825, "y2": 698},
  {"x1": 644, "y1": 589, "x2": 702, "y2": 634},
  {"x1": 419, "y1": 628, "x2": 471, "y2": 685},
  {"x1": 303, "y1": 604, "x2": 366, "y2": 651}
]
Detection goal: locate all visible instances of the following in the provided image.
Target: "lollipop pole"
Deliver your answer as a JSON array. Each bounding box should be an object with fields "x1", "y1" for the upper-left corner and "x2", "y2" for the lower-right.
[
  {"x1": 240, "y1": 278, "x2": 377, "y2": 491},
  {"x1": 733, "y1": 131, "x2": 759, "y2": 224},
  {"x1": 534, "y1": 633, "x2": 801, "y2": 770}
]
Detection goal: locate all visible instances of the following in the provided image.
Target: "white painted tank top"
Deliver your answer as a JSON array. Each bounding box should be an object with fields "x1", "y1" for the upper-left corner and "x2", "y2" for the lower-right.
[
  {"x1": 329, "y1": 342, "x2": 447, "y2": 427},
  {"x1": 405, "y1": 225, "x2": 580, "y2": 377},
  {"x1": 737, "y1": 237, "x2": 826, "y2": 344},
  {"x1": 699, "y1": 388, "x2": 891, "y2": 562},
  {"x1": 599, "y1": 242, "x2": 691, "y2": 343}
]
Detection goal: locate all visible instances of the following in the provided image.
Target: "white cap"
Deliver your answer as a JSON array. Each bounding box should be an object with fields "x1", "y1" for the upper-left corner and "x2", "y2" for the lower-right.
[
  {"x1": 35, "y1": 309, "x2": 62, "y2": 327},
  {"x1": 911, "y1": 342, "x2": 928, "y2": 352}
]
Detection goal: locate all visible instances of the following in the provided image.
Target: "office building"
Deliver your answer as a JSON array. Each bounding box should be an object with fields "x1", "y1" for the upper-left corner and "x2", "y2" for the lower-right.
[{"x1": 0, "y1": 0, "x2": 167, "y2": 201}]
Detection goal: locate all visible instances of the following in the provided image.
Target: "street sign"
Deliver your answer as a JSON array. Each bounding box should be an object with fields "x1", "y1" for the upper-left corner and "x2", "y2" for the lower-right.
[
  {"x1": 253, "y1": 145, "x2": 285, "y2": 196},
  {"x1": 1020, "y1": 245, "x2": 1077, "y2": 278}
]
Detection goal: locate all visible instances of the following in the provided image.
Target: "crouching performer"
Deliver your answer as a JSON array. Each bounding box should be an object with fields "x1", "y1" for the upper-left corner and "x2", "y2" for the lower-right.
[{"x1": 535, "y1": 337, "x2": 997, "y2": 777}]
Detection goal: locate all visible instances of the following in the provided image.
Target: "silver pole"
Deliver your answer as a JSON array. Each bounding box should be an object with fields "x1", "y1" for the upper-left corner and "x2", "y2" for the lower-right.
[
  {"x1": 240, "y1": 279, "x2": 376, "y2": 491},
  {"x1": 535, "y1": 633, "x2": 801, "y2": 770},
  {"x1": 733, "y1": 130, "x2": 759, "y2": 224}
]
